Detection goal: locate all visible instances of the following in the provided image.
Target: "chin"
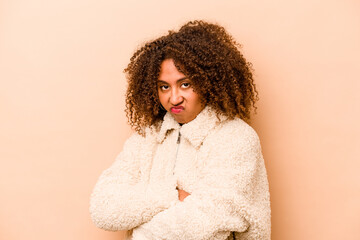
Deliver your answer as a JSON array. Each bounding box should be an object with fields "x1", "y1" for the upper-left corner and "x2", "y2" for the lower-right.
[
  {"x1": 174, "y1": 117, "x2": 186, "y2": 124},
  {"x1": 175, "y1": 119, "x2": 185, "y2": 124}
]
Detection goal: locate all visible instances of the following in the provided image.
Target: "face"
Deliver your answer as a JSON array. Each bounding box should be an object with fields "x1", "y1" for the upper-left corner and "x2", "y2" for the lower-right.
[{"x1": 157, "y1": 59, "x2": 204, "y2": 124}]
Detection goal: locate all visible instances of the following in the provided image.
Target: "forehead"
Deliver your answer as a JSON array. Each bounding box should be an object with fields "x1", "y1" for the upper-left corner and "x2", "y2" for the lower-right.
[{"x1": 158, "y1": 59, "x2": 186, "y2": 82}]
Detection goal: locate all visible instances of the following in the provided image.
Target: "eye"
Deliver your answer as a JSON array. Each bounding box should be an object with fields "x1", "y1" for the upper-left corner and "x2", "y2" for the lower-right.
[
  {"x1": 159, "y1": 85, "x2": 169, "y2": 91},
  {"x1": 181, "y1": 82, "x2": 191, "y2": 88}
]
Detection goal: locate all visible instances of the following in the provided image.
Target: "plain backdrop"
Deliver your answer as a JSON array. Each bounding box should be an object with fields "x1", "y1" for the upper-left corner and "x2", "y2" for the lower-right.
[{"x1": 1, "y1": 0, "x2": 359, "y2": 239}]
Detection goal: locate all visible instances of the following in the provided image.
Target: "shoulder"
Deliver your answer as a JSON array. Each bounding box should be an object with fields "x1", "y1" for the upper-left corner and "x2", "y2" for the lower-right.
[
  {"x1": 121, "y1": 127, "x2": 155, "y2": 154},
  {"x1": 205, "y1": 117, "x2": 262, "y2": 155},
  {"x1": 199, "y1": 117, "x2": 264, "y2": 171},
  {"x1": 124, "y1": 125, "x2": 159, "y2": 146},
  {"x1": 217, "y1": 118, "x2": 260, "y2": 145},
  {"x1": 114, "y1": 126, "x2": 158, "y2": 169},
  {"x1": 123, "y1": 132, "x2": 144, "y2": 148}
]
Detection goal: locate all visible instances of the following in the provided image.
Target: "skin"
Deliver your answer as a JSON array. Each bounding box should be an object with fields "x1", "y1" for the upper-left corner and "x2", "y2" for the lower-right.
[
  {"x1": 158, "y1": 58, "x2": 204, "y2": 200},
  {"x1": 177, "y1": 188, "x2": 190, "y2": 202},
  {"x1": 157, "y1": 59, "x2": 205, "y2": 124}
]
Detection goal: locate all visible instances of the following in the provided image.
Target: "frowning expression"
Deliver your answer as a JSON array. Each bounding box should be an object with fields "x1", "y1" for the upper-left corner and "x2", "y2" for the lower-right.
[{"x1": 157, "y1": 59, "x2": 204, "y2": 124}]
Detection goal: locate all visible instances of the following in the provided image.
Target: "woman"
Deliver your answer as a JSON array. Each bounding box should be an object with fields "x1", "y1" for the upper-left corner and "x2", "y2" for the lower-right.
[{"x1": 90, "y1": 20, "x2": 271, "y2": 240}]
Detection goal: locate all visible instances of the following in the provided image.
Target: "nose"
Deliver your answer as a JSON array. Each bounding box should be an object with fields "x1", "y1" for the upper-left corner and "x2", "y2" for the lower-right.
[{"x1": 170, "y1": 88, "x2": 184, "y2": 105}]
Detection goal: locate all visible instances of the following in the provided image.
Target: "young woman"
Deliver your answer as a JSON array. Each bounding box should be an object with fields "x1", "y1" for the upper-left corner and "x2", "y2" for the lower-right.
[{"x1": 90, "y1": 20, "x2": 271, "y2": 240}]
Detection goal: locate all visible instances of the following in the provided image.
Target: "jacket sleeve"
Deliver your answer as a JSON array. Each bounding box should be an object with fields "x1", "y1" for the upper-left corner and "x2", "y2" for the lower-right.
[
  {"x1": 131, "y1": 127, "x2": 270, "y2": 240},
  {"x1": 89, "y1": 133, "x2": 179, "y2": 231}
]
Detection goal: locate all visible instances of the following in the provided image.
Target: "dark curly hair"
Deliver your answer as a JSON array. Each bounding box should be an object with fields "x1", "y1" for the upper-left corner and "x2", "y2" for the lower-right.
[{"x1": 124, "y1": 20, "x2": 258, "y2": 134}]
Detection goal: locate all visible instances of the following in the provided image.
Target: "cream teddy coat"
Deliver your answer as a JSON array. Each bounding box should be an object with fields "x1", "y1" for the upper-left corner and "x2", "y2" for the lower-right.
[{"x1": 90, "y1": 106, "x2": 271, "y2": 240}]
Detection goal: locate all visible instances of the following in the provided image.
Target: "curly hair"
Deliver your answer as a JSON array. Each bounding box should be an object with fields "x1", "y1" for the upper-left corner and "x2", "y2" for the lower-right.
[{"x1": 124, "y1": 20, "x2": 258, "y2": 134}]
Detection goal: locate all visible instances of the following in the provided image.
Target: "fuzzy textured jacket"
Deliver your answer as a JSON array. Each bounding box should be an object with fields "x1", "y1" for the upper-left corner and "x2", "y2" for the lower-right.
[{"x1": 90, "y1": 106, "x2": 271, "y2": 240}]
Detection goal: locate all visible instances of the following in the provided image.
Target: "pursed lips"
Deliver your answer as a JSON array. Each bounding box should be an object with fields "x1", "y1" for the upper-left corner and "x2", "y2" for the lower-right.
[{"x1": 170, "y1": 106, "x2": 184, "y2": 114}]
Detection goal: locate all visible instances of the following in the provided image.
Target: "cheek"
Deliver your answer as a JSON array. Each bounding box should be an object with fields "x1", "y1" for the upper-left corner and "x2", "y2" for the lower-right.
[
  {"x1": 187, "y1": 91, "x2": 202, "y2": 107},
  {"x1": 158, "y1": 91, "x2": 167, "y2": 106}
]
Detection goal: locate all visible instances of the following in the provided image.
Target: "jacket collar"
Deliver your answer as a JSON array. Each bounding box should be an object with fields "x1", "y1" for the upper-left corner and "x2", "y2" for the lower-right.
[{"x1": 156, "y1": 106, "x2": 227, "y2": 148}]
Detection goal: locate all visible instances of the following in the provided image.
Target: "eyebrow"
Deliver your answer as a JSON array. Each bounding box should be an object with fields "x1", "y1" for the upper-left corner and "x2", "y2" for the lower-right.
[{"x1": 157, "y1": 77, "x2": 188, "y2": 84}]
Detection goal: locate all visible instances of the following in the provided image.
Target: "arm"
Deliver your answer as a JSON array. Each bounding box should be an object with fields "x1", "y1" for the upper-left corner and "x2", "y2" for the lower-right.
[
  {"x1": 132, "y1": 128, "x2": 269, "y2": 240},
  {"x1": 89, "y1": 133, "x2": 179, "y2": 231}
]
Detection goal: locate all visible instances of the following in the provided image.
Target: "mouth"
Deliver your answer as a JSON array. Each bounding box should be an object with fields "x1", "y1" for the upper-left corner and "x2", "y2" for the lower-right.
[{"x1": 170, "y1": 106, "x2": 184, "y2": 114}]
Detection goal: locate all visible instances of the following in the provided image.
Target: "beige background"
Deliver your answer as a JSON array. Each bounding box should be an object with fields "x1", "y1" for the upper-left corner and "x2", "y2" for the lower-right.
[{"x1": 1, "y1": 0, "x2": 359, "y2": 239}]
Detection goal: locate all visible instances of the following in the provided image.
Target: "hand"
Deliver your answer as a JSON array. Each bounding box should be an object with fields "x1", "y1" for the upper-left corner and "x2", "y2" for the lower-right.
[{"x1": 176, "y1": 187, "x2": 190, "y2": 201}]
